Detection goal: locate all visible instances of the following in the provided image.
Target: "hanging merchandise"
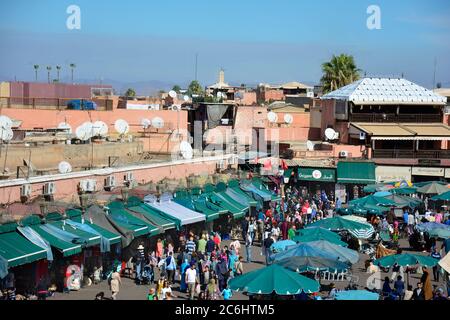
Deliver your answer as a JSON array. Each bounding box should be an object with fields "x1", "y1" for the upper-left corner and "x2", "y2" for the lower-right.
[{"x1": 65, "y1": 264, "x2": 82, "y2": 291}]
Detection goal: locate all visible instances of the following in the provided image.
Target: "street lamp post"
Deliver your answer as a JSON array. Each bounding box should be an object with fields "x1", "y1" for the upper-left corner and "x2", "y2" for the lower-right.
[
  {"x1": 70, "y1": 63, "x2": 76, "y2": 84},
  {"x1": 46, "y1": 66, "x2": 52, "y2": 83},
  {"x1": 56, "y1": 65, "x2": 61, "y2": 82},
  {"x1": 33, "y1": 65, "x2": 39, "y2": 82}
]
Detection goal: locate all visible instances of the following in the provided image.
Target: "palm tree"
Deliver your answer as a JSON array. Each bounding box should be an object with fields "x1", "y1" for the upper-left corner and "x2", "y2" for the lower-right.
[
  {"x1": 33, "y1": 65, "x2": 39, "y2": 82},
  {"x1": 46, "y1": 66, "x2": 52, "y2": 83},
  {"x1": 56, "y1": 65, "x2": 61, "y2": 82},
  {"x1": 69, "y1": 63, "x2": 76, "y2": 83},
  {"x1": 321, "y1": 54, "x2": 361, "y2": 93}
]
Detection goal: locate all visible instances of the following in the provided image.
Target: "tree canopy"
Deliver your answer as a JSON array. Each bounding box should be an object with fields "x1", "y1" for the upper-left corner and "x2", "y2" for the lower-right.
[
  {"x1": 320, "y1": 54, "x2": 361, "y2": 93},
  {"x1": 187, "y1": 80, "x2": 203, "y2": 96},
  {"x1": 172, "y1": 85, "x2": 182, "y2": 93},
  {"x1": 124, "y1": 88, "x2": 136, "y2": 97}
]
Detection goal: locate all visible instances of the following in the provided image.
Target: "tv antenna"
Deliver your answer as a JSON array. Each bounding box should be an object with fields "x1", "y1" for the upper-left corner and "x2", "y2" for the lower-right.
[
  {"x1": 152, "y1": 117, "x2": 164, "y2": 129},
  {"x1": 284, "y1": 113, "x2": 293, "y2": 125},
  {"x1": 267, "y1": 111, "x2": 278, "y2": 123},
  {"x1": 114, "y1": 119, "x2": 130, "y2": 135},
  {"x1": 75, "y1": 122, "x2": 93, "y2": 141},
  {"x1": 58, "y1": 122, "x2": 72, "y2": 134},
  {"x1": 58, "y1": 161, "x2": 72, "y2": 174},
  {"x1": 179, "y1": 141, "x2": 193, "y2": 159}
]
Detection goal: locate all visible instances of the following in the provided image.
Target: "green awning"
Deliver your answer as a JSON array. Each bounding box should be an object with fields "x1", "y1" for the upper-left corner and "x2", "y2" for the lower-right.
[
  {"x1": 283, "y1": 168, "x2": 294, "y2": 178},
  {"x1": 85, "y1": 223, "x2": 122, "y2": 245},
  {"x1": 64, "y1": 209, "x2": 122, "y2": 245},
  {"x1": 213, "y1": 192, "x2": 248, "y2": 219},
  {"x1": 127, "y1": 205, "x2": 176, "y2": 231},
  {"x1": 49, "y1": 220, "x2": 101, "y2": 247},
  {"x1": 298, "y1": 168, "x2": 336, "y2": 182},
  {"x1": 0, "y1": 222, "x2": 19, "y2": 234},
  {"x1": 173, "y1": 196, "x2": 222, "y2": 222},
  {"x1": 337, "y1": 161, "x2": 376, "y2": 185},
  {"x1": 108, "y1": 206, "x2": 159, "y2": 237},
  {"x1": 30, "y1": 225, "x2": 82, "y2": 257},
  {"x1": 201, "y1": 191, "x2": 246, "y2": 219},
  {"x1": 0, "y1": 231, "x2": 47, "y2": 268}
]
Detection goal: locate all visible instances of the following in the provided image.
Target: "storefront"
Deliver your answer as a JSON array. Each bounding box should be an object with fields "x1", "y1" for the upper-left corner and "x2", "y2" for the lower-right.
[
  {"x1": 337, "y1": 161, "x2": 376, "y2": 201},
  {"x1": 375, "y1": 165, "x2": 412, "y2": 183},
  {"x1": 297, "y1": 167, "x2": 336, "y2": 195},
  {"x1": 446, "y1": 168, "x2": 450, "y2": 182},
  {"x1": 411, "y1": 167, "x2": 445, "y2": 183}
]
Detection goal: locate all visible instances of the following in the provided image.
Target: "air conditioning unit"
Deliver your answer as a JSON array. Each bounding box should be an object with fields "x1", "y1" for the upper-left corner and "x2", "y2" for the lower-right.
[
  {"x1": 104, "y1": 175, "x2": 116, "y2": 190},
  {"x1": 339, "y1": 151, "x2": 349, "y2": 158},
  {"x1": 20, "y1": 184, "x2": 32, "y2": 198},
  {"x1": 124, "y1": 172, "x2": 134, "y2": 183},
  {"x1": 216, "y1": 160, "x2": 225, "y2": 170},
  {"x1": 43, "y1": 182, "x2": 56, "y2": 195},
  {"x1": 86, "y1": 179, "x2": 97, "y2": 192},
  {"x1": 79, "y1": 179, "x2": 97, "y2": 192}
]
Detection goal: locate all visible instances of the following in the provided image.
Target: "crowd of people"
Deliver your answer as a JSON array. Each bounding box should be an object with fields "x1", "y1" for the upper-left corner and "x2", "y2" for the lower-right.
[
  {"x1": 111, "y1": 231, "x2": 245, "y2": 300},
  {"x1": 103, "y1": 184, "x2": 450, "y2": 301}
]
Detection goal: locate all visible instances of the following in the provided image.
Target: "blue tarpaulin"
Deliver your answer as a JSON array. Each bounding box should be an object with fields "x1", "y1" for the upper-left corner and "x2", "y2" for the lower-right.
[{"x1": 17, "y1": 226, "x2": 54, "y2": 261}]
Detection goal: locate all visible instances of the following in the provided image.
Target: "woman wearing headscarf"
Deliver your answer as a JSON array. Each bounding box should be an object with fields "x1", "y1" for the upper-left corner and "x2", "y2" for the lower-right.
[
  {"x1": 215, "y1": 257, "x2": 229, "y2": 292},
  {"x1": 206, "y1": 278, "x2": 219, "y2": 300},
  {"x1": 228, "y1": 248, "x2": 238, "y2": 277},
  {"x1": 421, "y1": 267, "x2": 433, "y2": 300},
  {"x1": 179, "y1": 258, "x2": 190, "y2": 293}
]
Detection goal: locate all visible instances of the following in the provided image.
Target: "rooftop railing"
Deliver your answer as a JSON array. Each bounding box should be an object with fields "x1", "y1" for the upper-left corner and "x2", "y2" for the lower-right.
[
  {"x1": 350, "y1": 113, "x2": 442, "y2": 123},
  {"x1": 372, "y1": 149, "x2": 450, "y2": 159},
  {"x1": 0, "y1": 97, "x2": 114, "y2": 111}
]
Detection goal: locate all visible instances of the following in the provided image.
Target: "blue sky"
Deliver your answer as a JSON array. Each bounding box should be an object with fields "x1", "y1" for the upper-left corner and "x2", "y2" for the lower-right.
[{"x1": 0, "y1": 0, "x2": 449, "y2": 90}]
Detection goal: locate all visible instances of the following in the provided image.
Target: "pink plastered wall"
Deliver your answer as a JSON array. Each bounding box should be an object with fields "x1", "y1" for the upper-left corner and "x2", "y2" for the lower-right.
[{"x1": 0, "y1": 159, "x2": 220, "y2": 204}]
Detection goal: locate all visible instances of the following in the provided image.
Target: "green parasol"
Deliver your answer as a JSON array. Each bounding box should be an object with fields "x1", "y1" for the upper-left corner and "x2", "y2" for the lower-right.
[{"x1": 228, "y1": 264, "x2": 320, "y2": 295}]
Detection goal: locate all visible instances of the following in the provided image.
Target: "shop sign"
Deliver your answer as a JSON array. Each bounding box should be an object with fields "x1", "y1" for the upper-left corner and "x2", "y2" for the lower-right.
[
  {"x1": 298, "y1": 168, "x2": 335, "y2": 182},
  {"x1": 411, "y1": 167, "x2": 444, "y2": 177}
]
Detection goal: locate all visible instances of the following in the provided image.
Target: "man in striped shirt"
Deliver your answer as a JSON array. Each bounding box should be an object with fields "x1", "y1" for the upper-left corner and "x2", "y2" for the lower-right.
[{"x1": 186, "y1": 236, "x2": 196, "y2": 261}]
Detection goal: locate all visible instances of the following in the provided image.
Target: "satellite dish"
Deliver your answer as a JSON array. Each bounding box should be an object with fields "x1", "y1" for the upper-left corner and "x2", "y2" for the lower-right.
[
  {"x1": 75, "y1": 122, "x2": 92, "y2": 141},
  {"x1": 152, "y1": 117, "x2": 164, "y2": 129},
  {"x1": 0, "y1": 115, "x2": 12, "y2": 129},
  {"x1": 306, "y1": 140, "x2": 315, "y2": 151},
  {"x1": 114, "y1": 119, "x2": 129, "y2": 135},
  {"x1": 216, "y1": 92, "x2": 223, "y2": 98},
  {"x1": 325, "y1": 128, "x2": 337, "y2": 141},
  {"x1": 141, "y1": 118, "x2": 151, "y2": 129},
  {"x1": 267, "y1": 111, "x2": 278, "y2": 123},
  {"x1": 179, "y1": 141, "x2": 193, "y2": 159},
  {"x1": 93, "y1": 121, "x2": 108, "y2": 136},
  {"x1": 284, "y1": 113, "x2": 293, "y2": 124},
  {"x1": 0, "y1": 128, "x2": 13, "y2": 141},
  {"x1": 58, "y1": 122, "x2": 72, "y2": 134},
  {"x1": 168, "y1": 90, "x2": 177, "y2": 98},
  {"x1": 58, "y1": 161, "x2": 72, "y2": 174},
  {"x1": 183, "y1": 95, "x2": 189, "y2": 102}
]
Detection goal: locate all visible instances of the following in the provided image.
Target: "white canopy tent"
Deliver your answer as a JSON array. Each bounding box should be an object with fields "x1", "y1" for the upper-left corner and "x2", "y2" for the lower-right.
[{"x1": 143, "y1": 194, "x2": 206, "y2": 226}]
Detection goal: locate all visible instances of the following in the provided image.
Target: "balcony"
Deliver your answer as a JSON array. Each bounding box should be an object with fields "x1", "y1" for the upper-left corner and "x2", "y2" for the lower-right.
[
  {"x1": 350, "y1": 113, "x2": 442, "y2": 123},
  {"x1": 372, "y1": 149, "x2": 450, "y2": 159}
]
